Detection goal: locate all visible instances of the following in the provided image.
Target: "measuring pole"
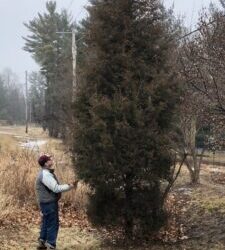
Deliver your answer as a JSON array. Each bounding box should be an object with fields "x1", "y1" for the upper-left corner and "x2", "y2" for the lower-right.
[
  {"x1": 72, "y1": 28, "x2": 77, "y2": 102},
  {"x1": 25, "y1": 71, "x2": 28, "y2": 134}
]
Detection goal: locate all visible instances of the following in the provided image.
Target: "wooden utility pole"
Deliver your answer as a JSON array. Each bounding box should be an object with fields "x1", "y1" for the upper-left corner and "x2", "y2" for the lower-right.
[
  {"x1": 30, "y1": 101, "x2": 32, "y2": 123},
  {"x1": 72, "y1": 28, "x2": 77, "y2": 102},
  {"x1": 56, "y1": 29, "x2": 77, "y2": 102},
  {"x1": 7, "y1": 73, "x2": 10, "y2": 88},
  {"x1": 25, "y1": 71, "x2": 28, "y2": 134}
]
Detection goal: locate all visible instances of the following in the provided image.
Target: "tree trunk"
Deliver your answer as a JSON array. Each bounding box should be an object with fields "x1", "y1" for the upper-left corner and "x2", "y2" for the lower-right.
[
  {"x1": 185, "y1": 116, "x2": 201, "y2": 185},
  {"x1": 124, "y1": 173, "x2": 133, "y2": 240},
  {"x1": 190, "y1": 166, "x2": 200, "y2": 184},
  {"x1": 125, "y1": 211, "x2": 133, "y2": 240},
  {"x1": 186, "y1": 156, "x2": 200, "y2": 185}
]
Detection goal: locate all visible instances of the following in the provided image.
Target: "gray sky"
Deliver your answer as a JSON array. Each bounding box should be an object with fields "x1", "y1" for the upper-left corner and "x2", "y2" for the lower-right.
[{"x1": 0, "y1": 0, "x2": 219, "y2": 82}]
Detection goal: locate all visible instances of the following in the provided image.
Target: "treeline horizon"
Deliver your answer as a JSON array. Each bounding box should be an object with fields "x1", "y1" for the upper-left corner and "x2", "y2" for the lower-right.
[{"x1": 0, "y1": 69, "x2": 26, "y2": 124}]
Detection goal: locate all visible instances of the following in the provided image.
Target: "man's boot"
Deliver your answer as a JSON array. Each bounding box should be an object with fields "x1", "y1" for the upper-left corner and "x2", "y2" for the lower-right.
[
  {"x1": 45, "y1": 242, "x2": 56, "y2": 249},
  {"x1": 37, "y1": 239, "x2": 47, "y2": 250}
]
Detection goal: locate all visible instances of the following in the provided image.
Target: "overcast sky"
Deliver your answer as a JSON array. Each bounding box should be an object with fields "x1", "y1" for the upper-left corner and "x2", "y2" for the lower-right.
[{"x1": 0, "y1": 0, "x2": 219, "y2": 82}]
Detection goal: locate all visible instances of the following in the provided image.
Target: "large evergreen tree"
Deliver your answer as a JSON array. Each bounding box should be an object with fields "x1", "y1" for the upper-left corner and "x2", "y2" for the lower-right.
[{"x1": 73, "y1": 0, "x2": 180, "y2": 237}]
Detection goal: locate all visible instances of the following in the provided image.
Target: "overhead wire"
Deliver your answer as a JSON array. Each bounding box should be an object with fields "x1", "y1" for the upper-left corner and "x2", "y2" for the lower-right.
[
  {"x1": 189, "y1": 0, "x2": 196, "y2": 31},
  {"x1": 179, "y1": 14, "x2": 225, "y2": 41},
  {"x1": 67, "y1": 0, "x2": 75, "y2": 13},
  {"x1": 65, "y1": 1, "x2": 225, "y2": 44},
  {"x1": 74, "y1": 5, "x2": 88, "y2": 22}
]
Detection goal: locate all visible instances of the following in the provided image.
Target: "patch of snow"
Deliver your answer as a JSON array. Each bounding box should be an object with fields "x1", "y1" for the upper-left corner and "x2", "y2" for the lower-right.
[
  {"x1": 14, "y1": 135, "x2": 25, "y2": 139},
  {"x1": 20, "y1": 140, "x2": 47, "y2": 150},
  {"x1": 211, "y1": 168, "x2": 222, "y2": 173},
  {"x1": 0, "y1": 131, "x2": 15, "y2": 136},
  {"x1": 177, "y1": 187, "x2": 193, "y2": 195}
]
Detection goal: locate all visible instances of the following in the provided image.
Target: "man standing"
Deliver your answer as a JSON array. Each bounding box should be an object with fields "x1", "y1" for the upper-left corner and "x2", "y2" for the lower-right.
[{"x1": 36, "y1": 154, "x2": 78, "y2": 250}]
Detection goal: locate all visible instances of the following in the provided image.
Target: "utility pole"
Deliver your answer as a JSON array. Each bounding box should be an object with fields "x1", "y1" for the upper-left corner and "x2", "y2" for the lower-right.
[
  {"x1": 25, "y1": 71, "x2": 28, "y2": 134},
  {"x1": 72, "y1": 28, "x2": 77, "y2": 102},
  {"x1": 30, "y1": 101, "x2": 32, "y2": 123},
  {"x1": 56, "y1": 28, "x2": 77, "y2": 102},
  {"x1": 56, "y1": 28, "x2": 78, "y2": 141},
  {"x1": 7, "y1": 72, "x2": 10, "y2": 88}
]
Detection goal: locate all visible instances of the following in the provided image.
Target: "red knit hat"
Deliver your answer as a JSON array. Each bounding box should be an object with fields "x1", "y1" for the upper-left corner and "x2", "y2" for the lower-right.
[{"x1": 38, "y1": 155, "x2": 51, "y2": 167}]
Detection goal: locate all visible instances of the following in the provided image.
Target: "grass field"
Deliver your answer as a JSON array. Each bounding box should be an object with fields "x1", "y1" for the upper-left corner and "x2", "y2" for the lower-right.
[
  {"x1": 0, "y1": 125, "x2": 97, "y2": 249},
  {"x1": 0, "y1": 126, "x2": 86, "y2": 206}
]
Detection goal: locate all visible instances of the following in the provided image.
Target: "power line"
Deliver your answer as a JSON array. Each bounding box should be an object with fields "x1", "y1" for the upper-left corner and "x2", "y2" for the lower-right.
[
  {"x1": 74, "y1": 5, "x2": 87, "y2": 21},
  {"x1": 179, "y1": 14, "x2": 225, "y2": 41},
  {"x1": 189, "y1": 0, "x2": 196, "y2": 31},
  {"x1": 67, "y1": 0, "x2": 75, "y2": 13},
  {"x1": 70, "y1": 13, "x2": 225, "y2": 43},
  {"x1": 65, "y1": 3, "x2": 225, "y2": 48},
  {"x1": 66, "y1": 0, "x2": 87, "y2": 21}
]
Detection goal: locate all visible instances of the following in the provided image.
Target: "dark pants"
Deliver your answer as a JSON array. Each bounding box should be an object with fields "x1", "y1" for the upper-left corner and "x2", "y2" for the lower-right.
[{"x1": 39, "y1": 201, "x2": 59, "y2": 247}]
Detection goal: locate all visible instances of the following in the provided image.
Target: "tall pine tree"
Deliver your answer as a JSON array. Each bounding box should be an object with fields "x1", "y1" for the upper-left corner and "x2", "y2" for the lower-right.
[
  {"x1": 73, "y1": 0, "x2": 180, "y2": 237},
  {"x1": 24, "y1": 1, "x2": 74, "y2": 138}
]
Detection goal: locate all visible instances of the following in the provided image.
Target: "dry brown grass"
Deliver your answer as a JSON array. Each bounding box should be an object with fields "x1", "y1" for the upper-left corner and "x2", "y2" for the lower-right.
[
  {"x1": 0, "y1": 134, "x2": 17, "y2": 152},
  {"x1": 0, "y1": 124, "x2": 47, "y2": 138},
  {"x1": 0, "y1": 126, "x2": 102, "y2": 249},
  {"x1": 0, "y1": 192, "x2": 16, "y2": 221},
  {"x1": 0, "y1": 128, "x2": 89, "y2": 215},
  {"x1": 0, "y1": 149, "x2": 37, "y2": 204}
]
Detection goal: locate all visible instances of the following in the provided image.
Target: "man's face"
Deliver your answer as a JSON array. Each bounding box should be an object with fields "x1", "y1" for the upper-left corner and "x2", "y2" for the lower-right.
[{"x1": 46, "y1": 157, "x2": 54, "y2": 168}]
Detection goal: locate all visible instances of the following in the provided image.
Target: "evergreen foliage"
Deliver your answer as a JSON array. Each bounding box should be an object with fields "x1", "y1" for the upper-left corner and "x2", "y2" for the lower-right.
[{"x1": 73, "y1": 0, "x2": 180, "y2": 237}]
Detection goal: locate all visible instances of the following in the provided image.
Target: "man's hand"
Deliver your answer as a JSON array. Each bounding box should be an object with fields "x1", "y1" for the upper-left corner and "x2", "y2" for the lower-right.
[{"x1": 69, "y1": 180, "x2": 79, "y2": 189}]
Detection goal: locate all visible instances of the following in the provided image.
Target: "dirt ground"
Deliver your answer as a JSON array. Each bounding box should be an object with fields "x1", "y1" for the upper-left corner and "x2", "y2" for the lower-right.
[
  {"x1": 166, "y1": 165, "x2": 225, "y2": 250},
  {"x1": 0, "y1": 225, "x2": 103, "y2": 250},
  {"x1": 1, "y1": 166, "x2": 225, "y2": 250}
]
